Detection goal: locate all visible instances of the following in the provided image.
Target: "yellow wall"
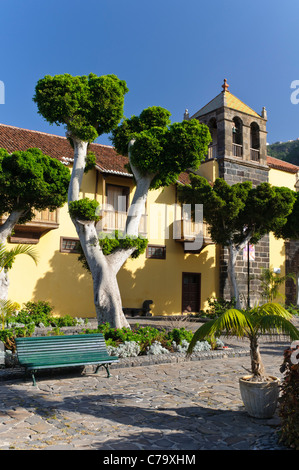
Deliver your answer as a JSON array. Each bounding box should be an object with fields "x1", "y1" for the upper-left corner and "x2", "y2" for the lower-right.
[
  {"x1": 7, "y1": 167, "x2": 219, "y2": 318},
  {"x1": 268, "y1": 167, "x2": 298, "y2": 301}
]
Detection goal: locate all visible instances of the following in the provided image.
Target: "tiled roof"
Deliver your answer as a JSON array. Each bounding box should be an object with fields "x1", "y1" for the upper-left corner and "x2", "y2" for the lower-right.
[
  {"x1": 0, "y1": 123, "x2": 132, "y2": 176},
  {"x1": 267, "y1": 155, "x2": 299, "y2": 174},
  {"x1": 1, "y1": 123, "x2": 298, "y2": 183},
  {"x1": 191, "y1": 90, "x2": 261, "y2": 119},
  {"x1": 0, "y1": 123, "x2": 192, "y2": 183}
]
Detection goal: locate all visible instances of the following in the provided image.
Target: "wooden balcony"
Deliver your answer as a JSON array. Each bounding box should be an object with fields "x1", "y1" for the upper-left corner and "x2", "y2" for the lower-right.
[
  {"x1": 174, "y1": 219, "x2": 214, "y2": 252},
  {"x1": 97, "y1": 210, "x2": 147, "y2": 237},
  {"x1": 0, "y1": 209, "x2": 59, "y2": 244}
]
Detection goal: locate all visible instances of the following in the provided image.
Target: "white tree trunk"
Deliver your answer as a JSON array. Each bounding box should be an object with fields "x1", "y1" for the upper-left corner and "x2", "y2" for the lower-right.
[
  {"x1": 0, "y1": 210, "x2": 25, "y2": 301},
  {"x1": 68, "y1": 137, "x2": 154, "y2": 329},
  {"x1": 227, "y1": 243, "x2": 240, "y2": 308},
  {"x1": 227, "y1": 233, "x2": 253, "y2": 310}
]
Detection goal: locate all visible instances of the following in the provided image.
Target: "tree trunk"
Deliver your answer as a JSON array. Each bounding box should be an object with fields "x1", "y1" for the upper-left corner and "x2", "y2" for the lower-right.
[
  {"x1": 227, "y1": 234, "x2": 253, "y2": 310},
  {"x1": 249, "y1": 335, "x2": 266, "y2": 379},
  {"x1": 0, "y1": 210, "x2": 25, "y2": 301},
  {"x1": 227, "y1": 243, "x2": 241, "y2": 309},
  {"x1": 68, "y1": 137, "x2": 152, "y2": 329},
  {"x1": 0, "y1": 269, "x2": 9, "y2": 301}
]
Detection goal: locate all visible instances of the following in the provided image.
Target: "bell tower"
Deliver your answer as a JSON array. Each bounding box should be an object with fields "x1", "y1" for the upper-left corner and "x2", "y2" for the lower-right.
[
  {"x1": 190, "y1": 79, "x2": 269, "y2": 185},
  {"x1": 189, "y1": 80, "x2": 270, "y2": 305}
]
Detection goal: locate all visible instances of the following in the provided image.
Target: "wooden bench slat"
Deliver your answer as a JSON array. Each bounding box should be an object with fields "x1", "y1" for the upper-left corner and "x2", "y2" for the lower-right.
[{"x1": 15, "y1": 333, "x2": 118, "y2": 386}]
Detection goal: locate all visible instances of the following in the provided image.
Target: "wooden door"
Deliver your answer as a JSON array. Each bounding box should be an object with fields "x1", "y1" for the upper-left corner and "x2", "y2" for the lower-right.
[{"x1": 182, "y1": 273, "x2": 201, "y2": 313}]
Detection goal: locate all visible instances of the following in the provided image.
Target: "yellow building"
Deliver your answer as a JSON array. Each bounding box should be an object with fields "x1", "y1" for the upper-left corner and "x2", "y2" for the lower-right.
[{"x1": 0, "y1": 81, "x2": 298, "y2": 318}]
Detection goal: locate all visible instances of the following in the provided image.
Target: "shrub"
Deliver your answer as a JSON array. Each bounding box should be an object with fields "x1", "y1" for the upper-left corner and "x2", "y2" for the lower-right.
[
  {"x1": 0, "y1": 324, "x2": 35, "y2": 352},
  {"x1": 107, "y1": 341, "x2": 141, "y2": 358},
  {"x1": 15, "y1": 301, "x2": 54, "y2": 327},
  {"x1": 279, "y1": 345, "x2": 299, "y2": 449},
  {"x1": 167, "y1": 327, "x2": 193, "y2": 345}
]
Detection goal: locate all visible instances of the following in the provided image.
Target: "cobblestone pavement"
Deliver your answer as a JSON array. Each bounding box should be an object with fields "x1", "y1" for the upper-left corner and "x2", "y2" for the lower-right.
[{"x1": 0, "y1": 335, "x2": 293, "y2": 451}]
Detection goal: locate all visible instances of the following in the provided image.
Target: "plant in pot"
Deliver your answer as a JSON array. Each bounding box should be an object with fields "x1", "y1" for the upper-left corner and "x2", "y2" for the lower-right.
[{"x1": 187, "y1": 302, "x2": 299, "y2": 418}]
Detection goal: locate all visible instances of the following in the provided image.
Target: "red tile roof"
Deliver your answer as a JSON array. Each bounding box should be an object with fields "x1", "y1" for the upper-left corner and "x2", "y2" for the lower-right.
[
  {"x1": 0, "y1": 123, "x2": 193, "y2": 184},
  {"x1": 267, "y1": 155, "x2": 299, "y2": 174},
  {"x1": 1, "y1": 123, "x2": 298, "y2": 182},
  {"x1": 0, "y1": 123, "x2": 132, "y2": 177}
]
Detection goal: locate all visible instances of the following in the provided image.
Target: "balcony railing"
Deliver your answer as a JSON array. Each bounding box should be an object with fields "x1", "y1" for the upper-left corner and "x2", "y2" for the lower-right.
[
  {"x1": 0, "y1": 208, "x2": 59, "y2": 243},
  {"x1": 98, "y1": 210, "x2": 147, "y2": 236},
  {"x1": 174, "y1": 219, "x2": 213, "y2": 250},
  {"x1": 250, "y1": 148, "x2": 260, "y2": 162},
  {"x1": 232, "y1": 143, "x2": 243, "y2": 157}
]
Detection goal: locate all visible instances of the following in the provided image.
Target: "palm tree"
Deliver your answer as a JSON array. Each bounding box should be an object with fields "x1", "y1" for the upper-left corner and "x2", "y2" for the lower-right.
[
  {"x1": 257, "y1": 268, "x2": 295, "y2": 303},
  {"x1": 0, "y1": 299, "x2": 18, "y2": 329},
  {"x1": 187, "y1": 302, "x2": 299, "y2": 380},
  {"x1": 0, "y1": 243, "x2": 38, "y2": 300}
]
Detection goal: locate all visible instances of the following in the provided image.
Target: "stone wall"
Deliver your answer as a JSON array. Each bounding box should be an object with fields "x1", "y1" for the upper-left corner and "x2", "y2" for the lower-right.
[{"x1": 218, "y1": 157, "x2": 270, "y2": 306}]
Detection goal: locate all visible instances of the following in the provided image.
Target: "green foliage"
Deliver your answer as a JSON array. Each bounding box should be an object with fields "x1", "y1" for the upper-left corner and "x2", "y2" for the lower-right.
[
  {"x1": 68, "y1": 197, "x2": 100, "y2": 222},
  {"x1": 0, "y1": 243, "x2": 38, "y2": 272},
  {"x1": 279, "y1": 345, "x2": 299, "y2": 449},
  {"x1": 178, "y1": 175, "x2": 296, "y2": 247},
  {"x1": 15, "y1": 301, "x2": 54, "y2": 327},
  {"x1": 268, "y1": 139, "x2": 299, "y2": 165},
  {"x1": 275, "y1": 191, "x2": 299, "y2": 240},
  {"x1": 167, "y1": 327, "x2": 193, "y2": 345},
  {"x1": 0, "y1": 324, "x2": 35, "y2": 352},
  {"x1": 0, "y1": 300, "x2": 20, "y2": 329},
  {"x1": 33, "y1": 73, "x2": 128, "y2": 142},
  {"x1": 187, "y1": 302, "x2": 299, "y2": 377},
  {"x1": 84, "y1": 151, "x2": 96, "y2": 173},
  {"x1": 198, "y1": 297, "x2": 236, "y2": 318},
  {"x1": 99, "y1": 231, "x2": 148, "y2": 257},
  {"x1": 0, "y1": 147, "x2": 70, "y2": 222},
  {"x1": 257, "y1": 268, "x2": 295, "y2": 302},
  {"x1": 78, "y1": 231, "x2": 148, "y2": 271},
  {"x1": 111, "y1": 107, "x2": 211, "y2": 189}
]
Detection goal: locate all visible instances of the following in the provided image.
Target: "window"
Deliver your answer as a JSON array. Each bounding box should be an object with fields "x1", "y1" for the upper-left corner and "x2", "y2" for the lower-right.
[
  {"x1": 60, "y1": 237, "x2": 80, "y2": 253},
  {"x1": 106, "y1": 184, "x2": 130, "y2": 212},
  {"x1": 146, "y1": 245, "x2": 166, "y2": 259},
  {"x1": 250, "y1": 122, "x2": 260, "y2": 161},
  {"x1": 232, "y1": 117, "x2": 243, "y2": 157}
]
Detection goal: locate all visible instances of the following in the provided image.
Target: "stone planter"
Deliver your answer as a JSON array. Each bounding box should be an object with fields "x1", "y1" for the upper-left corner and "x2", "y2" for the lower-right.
[{"x1": 239, "y1": 375, "x2": 280, "y2": 419}]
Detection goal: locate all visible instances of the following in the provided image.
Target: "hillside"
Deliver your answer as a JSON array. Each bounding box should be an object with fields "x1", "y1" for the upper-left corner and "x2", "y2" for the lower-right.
[{"x1": 267, "y1": 139, "x2": 299, "y2": 165}]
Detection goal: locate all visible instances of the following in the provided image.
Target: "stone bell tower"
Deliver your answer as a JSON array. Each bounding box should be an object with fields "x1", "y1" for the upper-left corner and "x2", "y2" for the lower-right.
[{"x1": 189, "y1": 80, "x2": 270, "y2": 305}]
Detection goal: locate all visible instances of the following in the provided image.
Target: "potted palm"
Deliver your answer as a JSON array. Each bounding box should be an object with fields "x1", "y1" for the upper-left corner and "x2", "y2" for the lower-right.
[{"x1": 187, "y1": 302, "x2": 299, "y2": 418}]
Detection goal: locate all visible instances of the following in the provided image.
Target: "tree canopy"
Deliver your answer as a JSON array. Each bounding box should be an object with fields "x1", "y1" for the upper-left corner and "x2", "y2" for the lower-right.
[
  {"x1": 0, "y1": 147, "x2": 70, "y2": 224},
  {"x1": 33, "y1": 73, "x2": 129, "y2": 142},
  {"x1": 274, "y1": 191, "x2": 299, "y2": 240},
  {"x1": 177, "y1": 175, "x2": 296, "y2": 246},
  {"x1": 111, "y1": 106, "x2": 211, "y2": 189}
]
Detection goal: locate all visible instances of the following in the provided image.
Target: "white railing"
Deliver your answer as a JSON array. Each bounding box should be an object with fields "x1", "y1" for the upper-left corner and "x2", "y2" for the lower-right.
[
  {"x1": 98, "y1": 210, "x2": 147, "y2": 236},
  {"x1": 174, "y1": 219, "x2": 212, "y2": 242}
]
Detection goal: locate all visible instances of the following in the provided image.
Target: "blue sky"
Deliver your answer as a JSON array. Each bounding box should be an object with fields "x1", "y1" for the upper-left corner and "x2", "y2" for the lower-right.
[{"x1": 1, "y1": 0, "x2": 299, "y2": 147}]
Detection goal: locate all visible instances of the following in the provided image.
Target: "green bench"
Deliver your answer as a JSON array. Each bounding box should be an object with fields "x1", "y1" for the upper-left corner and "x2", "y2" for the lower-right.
[{"x1": 15, "y1": 333, "x2": 119, "y2": 386}]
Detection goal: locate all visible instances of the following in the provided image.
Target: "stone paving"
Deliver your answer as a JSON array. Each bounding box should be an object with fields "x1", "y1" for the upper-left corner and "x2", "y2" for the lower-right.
[{"x1": 0, "y1": 334, "x2": 293, "y2": 451}]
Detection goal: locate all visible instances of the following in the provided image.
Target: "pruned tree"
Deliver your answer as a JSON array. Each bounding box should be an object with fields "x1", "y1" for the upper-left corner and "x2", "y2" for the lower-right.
[
  {"x1": 0, "y1": 147, "x2": 70, "y2": 299},
  {"x1": 178, "y1": 175, "x2": 296, "y2": 309},
  {"x1": 34, "y1": 73, "x2": 211, "y2": 328}
]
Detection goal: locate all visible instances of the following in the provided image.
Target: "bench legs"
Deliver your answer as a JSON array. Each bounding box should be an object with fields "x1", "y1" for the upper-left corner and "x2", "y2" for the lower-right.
[{"x1": 94, "y1": 364, "x2": 111, "y2": 378}]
